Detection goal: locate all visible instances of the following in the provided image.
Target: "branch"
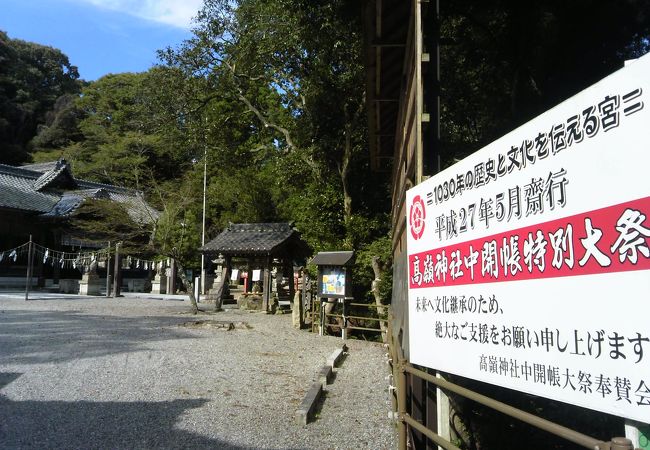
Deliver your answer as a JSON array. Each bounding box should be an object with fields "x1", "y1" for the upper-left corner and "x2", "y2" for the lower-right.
[
  {"x1": 222, "y1": 58, "x2": 296, "y2": 150},
  {"x1": 236, "y1": 92, "x2": 296, "y2": 151},
  {"x1": 222, "y1": 59, "x2": 320, "y2": 175}
]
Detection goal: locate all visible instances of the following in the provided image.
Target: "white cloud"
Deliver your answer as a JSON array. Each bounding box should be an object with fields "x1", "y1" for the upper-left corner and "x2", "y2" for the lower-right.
[{"x1": 80, "y1": 0, "x2": 204, "y2": 29}]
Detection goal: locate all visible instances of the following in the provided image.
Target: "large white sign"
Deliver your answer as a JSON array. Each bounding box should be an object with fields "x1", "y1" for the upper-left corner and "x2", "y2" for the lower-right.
[{"x1": 406, "y1": 53, "x2": 650, "y2": 422}]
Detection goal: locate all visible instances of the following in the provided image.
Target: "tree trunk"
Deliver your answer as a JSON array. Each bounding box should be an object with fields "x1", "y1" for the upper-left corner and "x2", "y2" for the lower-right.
[
  {"x1": 371, "y1": 256, "x2": 388, "y2": 343},
  {"x1": 212, "y1": 266, "x2": 229, "y2": 312},
  {"x1": 175, "y1": 259, "x2": 199, "y2": 314},
  {"x1": 292, "y1": 270, "x2": 304, "y2": 329},
  {"x1": 341, "y1": 122, "x2": 353, "y2": 225}
]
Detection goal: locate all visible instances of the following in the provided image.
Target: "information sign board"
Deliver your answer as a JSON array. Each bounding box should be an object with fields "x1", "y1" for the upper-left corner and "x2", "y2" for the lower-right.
[
  {"x1": 406, "y1": 54, "x2": 650, "y2": 422},
  {"x1": 320, "y1": 267, "x2": 347, "y2": 297}
]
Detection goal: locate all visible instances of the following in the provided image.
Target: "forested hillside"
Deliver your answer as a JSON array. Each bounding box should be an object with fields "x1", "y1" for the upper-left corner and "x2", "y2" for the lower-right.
[
  {"x1": 0, "y1": 1, "x2": 393, "y2": 304},
  {"x1": 0, "y1": 30, "x2": 81, "y2": 164}
]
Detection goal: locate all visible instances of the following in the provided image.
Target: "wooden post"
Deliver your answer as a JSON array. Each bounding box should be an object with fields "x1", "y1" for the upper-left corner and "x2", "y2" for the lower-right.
[
  {"x1": 397, "y1": 359, "x2": 408, "y2": 450},
  {"x1": 293, "y1": 268, "x2": 305, "y2": 329},
  {"x1": 169, "y1": 259, "x2": 177, "y2": 294},
  {"x1": 301, "y1": 273, "x2": 308, "y2": 327},
  {"x1": 341, "y1": 299, "x2": 347, "y2": 340},
  {"x1": 245, "y1": 258, "x2": 251, "y2": 293},
  {"x1": 410, "y1": 369, "x2": 426, "y2": 449},
  {"x1": 262, "y1": 257, "x2": 271, "y2": 312},
  {"x1": 287, "y1": 261, "x2": 295, "y2": 301},
  {"x1": 112, "y1": 242, "x2": 121, "y2": 297},
  {"x1": 105, "y1": 241, "x2": 111, "y2": 298},
  {"x1": 24, "y1": 235, "x2": 33, "y2": 301},
  {"x1": 225, "y1": 255, "x2": 232, "y2": 299}
]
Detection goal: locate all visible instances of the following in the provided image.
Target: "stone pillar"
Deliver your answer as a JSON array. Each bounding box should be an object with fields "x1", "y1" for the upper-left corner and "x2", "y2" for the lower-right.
[
  {"x1": 166, "y1": 259, "x2": 177, "y2": 294},
  {"x1": 222, "y1": 256, "x2": 233, "y2": 300},
  {"x1": 79, "y1": 260, "x2": 101, "y2": 295},
  {"x1": 273, "y1": 261, "x2": 284, "y2": 300},
  {"x1": 151, "y1": 262, "x2": 167, "y2": 294},
  {"x1": 204, "y1": 254, "x2": 222, "y2": 296}
]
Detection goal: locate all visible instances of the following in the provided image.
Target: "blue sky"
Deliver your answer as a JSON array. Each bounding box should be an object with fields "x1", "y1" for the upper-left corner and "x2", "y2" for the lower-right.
[{"x1": 0, "y1": 0, "x2": 204, "y2": 81}]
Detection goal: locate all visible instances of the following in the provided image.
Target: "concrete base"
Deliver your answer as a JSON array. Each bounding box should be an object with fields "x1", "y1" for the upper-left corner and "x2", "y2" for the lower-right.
[
  {"x1": 151, "y1": 275, "x2": 167, "y2": 294},
  {"x1": 79, "y1": 274, "x2": 101, "y2": 295},
  {"x1": 59, "y1": 279, "x2": 79, "y2": 294},
  {"x1": 295, "y1": 382, "x2": 323, "y2": 426},
  {"x1": 127, "y1": 279, "x2": 148, "y2": 292},
  {"x1": 318, "y1": 365, "x2": 333, "y2": 387},
  {"x1": 327, "y1": 345, "x2": 347, "y2": 369}
]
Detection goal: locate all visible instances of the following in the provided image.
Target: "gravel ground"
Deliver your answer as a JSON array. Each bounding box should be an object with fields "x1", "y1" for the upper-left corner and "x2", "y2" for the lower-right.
[{"x1": 0, "y1": 292, "x2": 396, "y2": 449}]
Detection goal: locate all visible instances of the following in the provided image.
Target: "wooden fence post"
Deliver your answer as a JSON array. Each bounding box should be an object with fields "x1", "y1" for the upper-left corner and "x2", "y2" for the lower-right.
[
  {"x1": 105, "y1": 241, "x2": 111, "y2": 298},
  {"x1": 112, "y1": 242, "x2": 121, "y2": 297}
]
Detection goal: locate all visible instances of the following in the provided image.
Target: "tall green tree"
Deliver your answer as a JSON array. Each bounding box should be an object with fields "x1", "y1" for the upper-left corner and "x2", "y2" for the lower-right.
[
  {"x1": 34, "y1": 70, "x2": 197, "y2": 187},
  {"x1": 0, "y1": 31, "x2": 81, "y2": 164},
  {"x1": 438, "y1": 0, "x2": 650, "y2": 167},
  {"x1": 161, "y1": 0, "x2": 391, "y2": 254}
]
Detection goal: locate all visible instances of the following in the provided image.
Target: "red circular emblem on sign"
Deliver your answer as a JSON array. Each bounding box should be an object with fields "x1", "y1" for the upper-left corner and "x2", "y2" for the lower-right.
[{"x1": 409, "y1": 195, "x2": 426, "y2": 240}]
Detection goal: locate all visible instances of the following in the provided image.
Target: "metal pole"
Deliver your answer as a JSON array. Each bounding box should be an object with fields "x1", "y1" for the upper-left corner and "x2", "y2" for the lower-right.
[
  {"x1": 319, "y1": 299, "x2": 325, "y2": 336},
  {"x1": 200, "y1": 135, "x2": 208, "y2": 297},
  {"x1": 105, "y1": 241, "x2": 111, "y2": 298},
  {"x1": 341, "y1": 299, "x2": 347, "y2": 340},
  {"x1": 24, "y1": 235, "x2": 33, "y2": 301}
]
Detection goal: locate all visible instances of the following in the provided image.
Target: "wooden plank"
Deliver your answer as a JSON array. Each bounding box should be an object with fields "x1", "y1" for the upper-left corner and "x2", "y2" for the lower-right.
[{"x1": 295, "y1": 382, "x2": 323, "y2": 426}]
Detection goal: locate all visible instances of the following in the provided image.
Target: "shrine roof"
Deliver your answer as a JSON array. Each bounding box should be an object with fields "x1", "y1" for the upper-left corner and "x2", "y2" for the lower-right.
[
  {"x1": 0, "y1": 159, "x2": 156, "y2": 222},
  {"x1": 201, "y1": 223, "x2": 310, "y2": 257},
  {"x1": 310, "y1": 251, "x2": 355, "y2": 266}
]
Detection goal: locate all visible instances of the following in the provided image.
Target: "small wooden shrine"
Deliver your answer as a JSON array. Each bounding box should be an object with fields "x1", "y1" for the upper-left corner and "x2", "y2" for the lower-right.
[{"x1": 200, "y1": 223, "x2": 310, "y2": 311}]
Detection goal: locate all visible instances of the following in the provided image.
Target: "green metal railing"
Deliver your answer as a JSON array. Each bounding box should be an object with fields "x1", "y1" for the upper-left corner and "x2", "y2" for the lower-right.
[{"x1": 386, "y1": 310, "x2": 638, "y2": 450}]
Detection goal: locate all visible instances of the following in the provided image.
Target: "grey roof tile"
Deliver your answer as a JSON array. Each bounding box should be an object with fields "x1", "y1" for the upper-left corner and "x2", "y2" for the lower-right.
[
  {"x1": 201, "y1": 223, "x2": 308, "y2": 256},
  {"x1": 0, "y1": 170, "x2": 59, "y2": 213},
  {"x1": 20, "y1": 161, "x2": 60, "y2": 173},
  {"x1": 0, "y1": 160, "x2": 157, "y2": 221},
  {"x1": 33, "y1": 160, "x2": 77, "y2": 191}
]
